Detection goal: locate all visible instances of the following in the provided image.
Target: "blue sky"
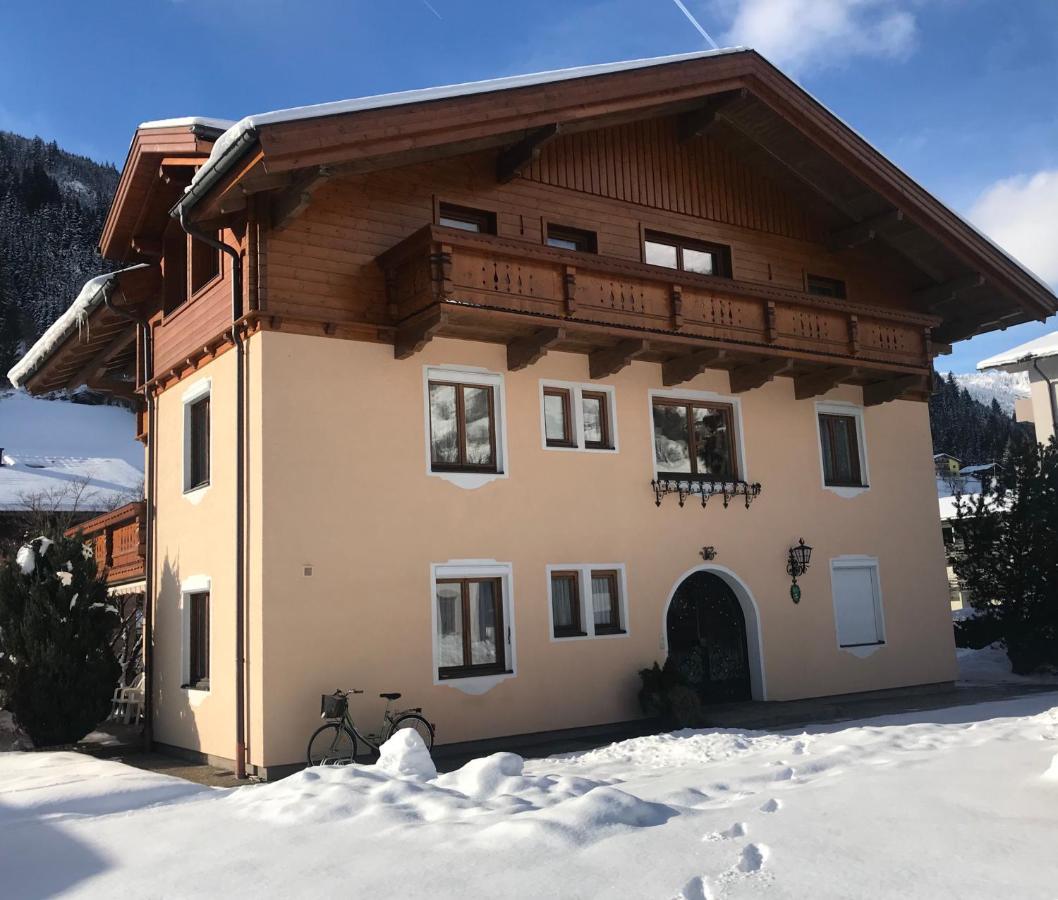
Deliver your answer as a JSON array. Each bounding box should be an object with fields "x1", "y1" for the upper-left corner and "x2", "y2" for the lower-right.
[{"x1": 2, "y1": 0, "x2": 1056, "y2": 372}]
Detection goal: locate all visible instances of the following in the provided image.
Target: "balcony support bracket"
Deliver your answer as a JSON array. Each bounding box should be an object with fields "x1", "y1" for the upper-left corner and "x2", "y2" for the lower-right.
[
  {"x1": 507, "y1": 327, "x2": 565, "y2": 371},
  {"x1": 729, "y1": 358, "x2": 792, "y2": 393},
  {"x1": 589, "y1": 338, "x2": 647, "y2": 379},
  {"x1": 662, "y1": 348, "x2": 727, "y2": 387}
]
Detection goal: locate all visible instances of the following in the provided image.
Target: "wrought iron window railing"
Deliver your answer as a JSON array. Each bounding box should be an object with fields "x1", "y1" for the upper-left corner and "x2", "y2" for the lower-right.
[{"x1": 651, "y1": 477, "x2": 762, "y2": 509}]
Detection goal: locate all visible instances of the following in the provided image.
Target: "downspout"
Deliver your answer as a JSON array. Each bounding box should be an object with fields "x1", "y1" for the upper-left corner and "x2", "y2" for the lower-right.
[
  {"x1": 102, "y1": 280, "x2": 155, "y2": 750},
  {"x1": 177, "y1": 208, "x2": 248, "y2": 779},
  {"x1": 1031, "y1": 358, "x2": 1058, "y2": 439}
]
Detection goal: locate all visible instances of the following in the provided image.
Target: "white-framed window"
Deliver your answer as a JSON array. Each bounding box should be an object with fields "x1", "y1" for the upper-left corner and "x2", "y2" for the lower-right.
[
  {"x1": 815, "y1": 401, "x2": 869, "y2": 497},
  {"x1": 430, "y1": 560, "x2": 515, "y2": 693},
  {"x1": 182, "y1": 378, "x2": 211, "y2": 499},
  {"x1": 539, "y1": 381, "x2": 618, "y2": 452},
  {"x1": 830, "y1": 557, "x2": 886, "y2": 653},
  {"x1": 648, "y1": 388, "x2": 748, "y2": 481},
  {"x1": 180, "y1": 575, "x2": 211, "y2": 692},
  {"x1": 423, "y1": 366, "x2": 508, "y2": 490},
  {"x1": 546, "y1": 563, "x2": 629, "y2": 641}
]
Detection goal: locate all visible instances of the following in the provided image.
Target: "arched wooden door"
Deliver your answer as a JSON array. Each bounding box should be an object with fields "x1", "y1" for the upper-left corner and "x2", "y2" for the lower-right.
[{"x1": 666, "y1": 571, "x2": 752, "y2": 703}]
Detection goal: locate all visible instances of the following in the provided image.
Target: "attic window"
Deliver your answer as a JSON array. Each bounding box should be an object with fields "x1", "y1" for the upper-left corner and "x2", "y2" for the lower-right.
[
  {"x1": 438, "y1": 203, "x2": 496, "y2": 234},
  {"x1": 546, "y1": 224, "x2": 597, "y2": 253},
  {"x1": 644, "y1": 231, "x2": 731, "y2": 278},
  {"x1": 807, "y1": 274, "x2": 847, "y2": 299}
]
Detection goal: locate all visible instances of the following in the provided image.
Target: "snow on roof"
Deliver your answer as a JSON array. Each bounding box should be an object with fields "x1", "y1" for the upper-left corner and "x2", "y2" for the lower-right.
[
  {"x1": 933, "y1": 453, "x2": 960, "y2": 461},
  {"x1": 977, "y1": 330, "x2": 1058, "y2": 372},
  {"x1": 6, "y1": 264, "x2": 148, "y2": 389},
  {"x1": 959, "y1": 463, "x2": 996, "y2": 475},
  {"x1": 0, "y1": 393, "x2": 143, "y2": 512},
  {"x1": 137, "y1": 116, "x2": 236, "y2": 132},
  {"x1": 185, "y1": 48, "x2": 748, "y2": 197}
]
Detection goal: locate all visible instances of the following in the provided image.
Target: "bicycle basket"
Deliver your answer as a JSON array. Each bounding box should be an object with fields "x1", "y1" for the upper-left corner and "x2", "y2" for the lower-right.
[{"x1": 320, "y1": 693, "x2": 347, "y2": 719}]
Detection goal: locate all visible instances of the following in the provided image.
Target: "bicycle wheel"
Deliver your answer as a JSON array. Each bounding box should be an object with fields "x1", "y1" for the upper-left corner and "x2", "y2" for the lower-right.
[
  {"x1": 389, "y1": 713, "x2": 435, "y2": 751},
  {"x1": 306, "y1": 723, "x2": 358, "y2": 766}
]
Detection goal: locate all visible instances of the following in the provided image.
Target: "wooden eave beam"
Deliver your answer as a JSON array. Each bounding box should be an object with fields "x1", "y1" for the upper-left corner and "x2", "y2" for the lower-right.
[
  {"x1": 728, "y1": 358, "x2": 792, "y2": 393},
  {"x1": 793, "y1": 366, "x2": 857, "y2": 400},
  {"x1": 497, "y1": 124, "x2": 561, "y2": 183},
  {"x1": 270, "y1": 166, "x2": 332, "y2": 232},
  {"x1": 67, "y1": 328, "x2": 138, "y2": 391},
  {"x1": 662, "y1": 348, "x2": 727, "y2": 386},
  {"x1": 130, "y1": 235, "x2": 163, "y2": 258},
  {"x1": 677, "y1": 88, "x2": 747, "y2": 142},
  {"x1": 862, "y1": 374, "x2": 927, "y2": 407},
  {"x1": 917, "y1": 273, "x2": 986, "y2": 310},
  {"x1": 507, "y1": 327, "x2": 565, "y2": 371},
  {"x1": 827, "y1": 209, "x2": 904, "y2": 252},
  {"x1": 395, "y1": 308, "x2": 448, "y2": 359},
  {"x1": 589, "y1": 339, "x2": 648, "y2": 379}
]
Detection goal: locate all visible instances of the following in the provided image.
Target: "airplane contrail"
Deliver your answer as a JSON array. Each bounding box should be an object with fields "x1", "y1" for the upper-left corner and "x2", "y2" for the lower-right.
[
  {"x1": 421, "y1": 0, "x2": 443, "y2": 19},
  {"x1": 670, "y1": 0, "x2": 720, "y2": 50}
]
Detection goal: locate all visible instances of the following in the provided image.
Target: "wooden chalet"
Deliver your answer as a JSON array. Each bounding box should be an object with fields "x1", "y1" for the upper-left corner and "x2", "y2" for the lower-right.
[{"x1": 9, "y1": 49, "x2": 1056, "y2": 778}]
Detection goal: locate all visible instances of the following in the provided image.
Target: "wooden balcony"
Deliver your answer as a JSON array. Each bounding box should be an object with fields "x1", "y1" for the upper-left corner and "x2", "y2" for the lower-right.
[
  {"x1": 377, "y1": 225, "x2": 939, "y2": 403},
  {"x1": 65, "y1": 501, "x2": 146, "y2": 587}
]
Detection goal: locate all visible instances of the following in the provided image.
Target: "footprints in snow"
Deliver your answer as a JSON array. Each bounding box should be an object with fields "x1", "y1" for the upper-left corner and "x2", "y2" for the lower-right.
[
  {"x1": 737, "y1": 843, "x2": 770, "y2": 873},
  {"x1": 676, "y1": 875, "x2": 714, "y2": 900},
  {"x1": 760, "y1": 797, "x2": 781, "y2": 813},
  {"x1": 702, "y1": 821, "x2": 746, "y2": 842}
]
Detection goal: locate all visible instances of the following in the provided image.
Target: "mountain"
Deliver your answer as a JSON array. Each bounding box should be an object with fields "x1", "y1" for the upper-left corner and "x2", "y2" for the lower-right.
[
  {"x1": 929, "y1": 371, "x2": 1034, "y2": 466},
  {"x1": 948, "y1": 370, "x2": 1030, "y2": 415},
  {"x1": 0, "y1": 132, "x2": 119, "y2": 381}
]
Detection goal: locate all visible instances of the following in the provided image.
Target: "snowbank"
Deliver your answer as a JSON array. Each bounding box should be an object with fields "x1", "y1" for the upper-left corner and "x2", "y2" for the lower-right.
[
  {"x1": 3, "y1": 695, "x2": 1058, "y2": 898},
  {"x1": 957, "y1": 642, "x2": 1058, "y2": 685},
  {"x1": 375, "y1": 729, "x2": 437, "y2": 780}
]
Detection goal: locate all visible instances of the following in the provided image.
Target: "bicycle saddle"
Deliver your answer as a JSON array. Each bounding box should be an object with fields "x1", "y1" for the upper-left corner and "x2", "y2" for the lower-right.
[{"x1": 379, "y1": 692, "x2": 402, "y2": 701}]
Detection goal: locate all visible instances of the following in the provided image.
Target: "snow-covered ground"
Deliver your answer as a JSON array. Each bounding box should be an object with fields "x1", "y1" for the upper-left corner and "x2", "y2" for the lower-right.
[
  {"x1": 3, "y1": 692, "x2": 1058, "y2": 899},
  {"x1": 0, "y1": 392, "x2": 143, "y2": 511}
]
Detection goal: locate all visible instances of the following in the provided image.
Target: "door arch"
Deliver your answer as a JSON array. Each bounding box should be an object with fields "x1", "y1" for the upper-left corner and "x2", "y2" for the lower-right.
[{"x1": 661, "y1": 565, "x2": 767, "y2": 701}]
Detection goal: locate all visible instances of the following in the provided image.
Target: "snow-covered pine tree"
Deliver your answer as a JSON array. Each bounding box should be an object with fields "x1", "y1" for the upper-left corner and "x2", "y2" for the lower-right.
[{"x1": 0, "y1": 535, "x2": 120, "y2": 746}]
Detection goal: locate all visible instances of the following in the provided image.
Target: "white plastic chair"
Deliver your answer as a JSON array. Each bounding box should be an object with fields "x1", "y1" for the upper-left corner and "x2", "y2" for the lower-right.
[{"x1": 109, "y1": 673, "x2": 145, "y2": 725}]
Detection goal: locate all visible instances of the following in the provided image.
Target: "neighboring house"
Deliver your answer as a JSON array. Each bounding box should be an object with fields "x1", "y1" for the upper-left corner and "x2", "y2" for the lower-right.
[
  {"x1": 8, "y1": 50, "x2": 1057, "y2": 778},
  {"x1": 933, "y1": 453, "x2": 961, "y2": 477},
  {"x1": 0, "y1": 392, "x2": 143, "y2": 544},
  {"x1": 979, "y1": 332, "x2": 1058, "y2": 442}
]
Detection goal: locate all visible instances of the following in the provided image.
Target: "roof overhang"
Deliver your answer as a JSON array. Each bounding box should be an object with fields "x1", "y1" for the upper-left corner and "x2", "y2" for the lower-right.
[
  {"x1": 977, "y1": 330, "x2": 1058, "y2": 373},
  {"x1": 99, "y1": 120, "x2": 227, "y2": 262},
  {"x1": 173, "y1": 49, "x2": 1056, "y2": 342},
  {"x1": 7, "y1": 264, "x2": 159, "y2": 396}
]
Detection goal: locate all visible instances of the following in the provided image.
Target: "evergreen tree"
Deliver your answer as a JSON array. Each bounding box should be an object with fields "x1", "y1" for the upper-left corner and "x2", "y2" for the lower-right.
[
  {"x1": 0, "y1": 535, "x2": 120, "y2": 746},
  {"x1": 928, "y1": 370, "x2": 1033, "y2": 464},
  {"x1": 954, "y1": 438, "x2": 1058, "y2": 674}
]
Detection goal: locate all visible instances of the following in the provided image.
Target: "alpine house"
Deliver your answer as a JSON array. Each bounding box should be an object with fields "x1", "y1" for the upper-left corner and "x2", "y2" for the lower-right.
[{"x1": 9, "y1": 49, "x2": 1056, "y2": 778}]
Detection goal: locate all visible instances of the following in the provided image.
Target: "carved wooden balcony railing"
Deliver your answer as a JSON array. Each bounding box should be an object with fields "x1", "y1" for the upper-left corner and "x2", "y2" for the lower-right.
[
  {"x1": 66, "y1": 501, "x2": 146, "y2": 587},
  {"x1": 377, "y1": 225, "x2": 940, "y2": 391}
]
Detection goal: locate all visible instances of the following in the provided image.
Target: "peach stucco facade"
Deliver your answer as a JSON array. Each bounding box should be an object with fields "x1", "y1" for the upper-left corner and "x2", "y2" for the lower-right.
[{"x1": 150, "y1": 329, "x2": 957, "y2": 772}]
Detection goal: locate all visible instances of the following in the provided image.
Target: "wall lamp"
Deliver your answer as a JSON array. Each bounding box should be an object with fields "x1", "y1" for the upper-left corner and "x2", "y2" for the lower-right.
[{"x1": 786, "y1": 538, "x2": 812, "y2": 604}]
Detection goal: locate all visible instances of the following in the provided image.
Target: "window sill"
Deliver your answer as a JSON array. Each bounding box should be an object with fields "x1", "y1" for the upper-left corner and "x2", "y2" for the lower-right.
[
  {"x1": 181, "y1": 682, "x2": 210, "y2": 693},
  {"x1": 553, "y1": 630, "x2": 589, "y2": 640},
  {"x1": 429, "y1": 469, "x2": 506, "y2": 491},
  {"x1": 839, "y1": 641, "x2": 885, "y2": 659},
  {"x1": 183, "y1": 483, "x2": 211, "y2": 505},
  {"x1": 436, "y1": 668, "x2": 515, "y2": 695},
  {"x1": 823, "y1": 482, "x2": 870, "y2": 499},
  {"x1": 593, "y1": 627, "x2": 627, "y2": 638}
]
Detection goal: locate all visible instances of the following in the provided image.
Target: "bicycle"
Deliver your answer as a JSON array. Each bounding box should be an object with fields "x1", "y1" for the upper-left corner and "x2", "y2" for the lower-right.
[{"x1": 306, "y1": 689, "x2": 435, "y2": 766}]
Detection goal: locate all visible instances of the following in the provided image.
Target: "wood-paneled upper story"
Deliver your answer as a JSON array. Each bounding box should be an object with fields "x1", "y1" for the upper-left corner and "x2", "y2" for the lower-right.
[{"x1": 12, "y1": 50, "x2": 1057, "y2": 409}]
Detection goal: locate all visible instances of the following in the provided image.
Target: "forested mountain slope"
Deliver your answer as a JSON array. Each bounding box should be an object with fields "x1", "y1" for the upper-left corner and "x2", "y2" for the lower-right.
[{"x1": 0, "y1": 132, "x2": 118, "y2": 380}]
